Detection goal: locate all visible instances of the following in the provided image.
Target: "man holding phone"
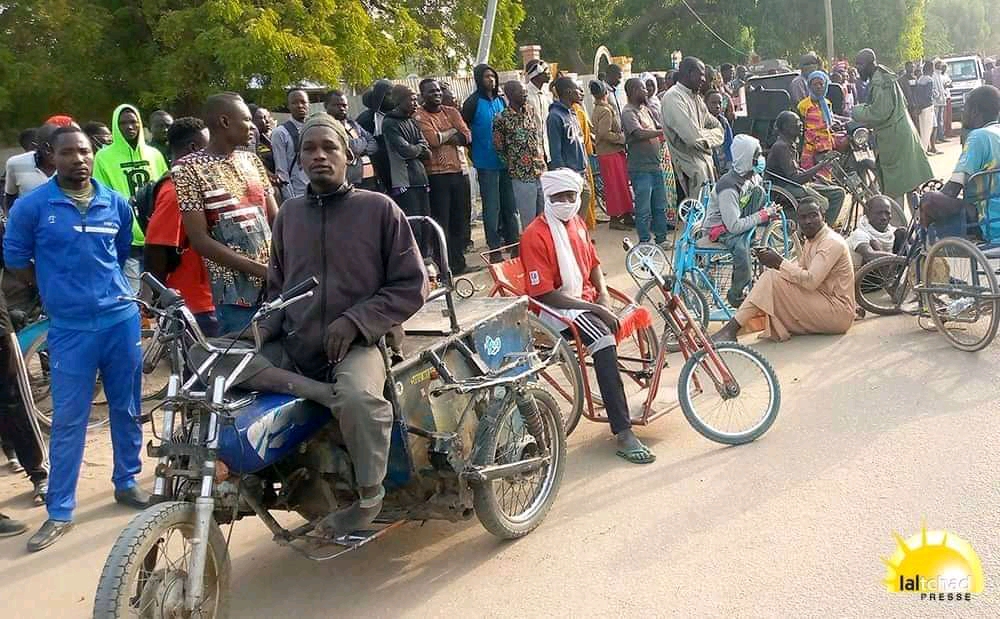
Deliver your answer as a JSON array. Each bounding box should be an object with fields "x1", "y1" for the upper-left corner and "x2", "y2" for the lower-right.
[{"x1": 713, "y1": 198, "x2": 856, "y2": 342}]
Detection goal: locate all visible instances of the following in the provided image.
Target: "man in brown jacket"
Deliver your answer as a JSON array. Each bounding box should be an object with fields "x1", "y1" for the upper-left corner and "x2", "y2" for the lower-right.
[{"x1": 224, "y1": 113, "x2": 428, "y2": 534}]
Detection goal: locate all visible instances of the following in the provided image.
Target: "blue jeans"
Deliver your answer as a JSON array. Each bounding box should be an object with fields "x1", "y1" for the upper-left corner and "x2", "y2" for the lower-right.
[
  {"x1": 511, "y1": 178, "x2": 544, "y2": 230},
  {"x1": 719, "y1": 230, "x2": 753, "y2": 306},
  {"x1": 476, "y1": 168, "x2": 520, "y2": 250},
  {"x1": 217, "y1": 305, "x2": 258, "y2": 335},
  {"x1": 47, "y1": 315, "x2": 143, "y2": 521},
  {"x1": 629, "y1": 170, "x2": 668, "y2": 243}
]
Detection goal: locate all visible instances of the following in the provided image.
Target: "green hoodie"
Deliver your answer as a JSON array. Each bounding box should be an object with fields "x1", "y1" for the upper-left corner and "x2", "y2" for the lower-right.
[{"x1": 92, "y1": 104, "x2": 169, "y2": 246}]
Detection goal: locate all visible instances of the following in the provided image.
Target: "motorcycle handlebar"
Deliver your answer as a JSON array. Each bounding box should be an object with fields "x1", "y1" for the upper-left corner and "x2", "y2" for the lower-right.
[
  {"x1": 281, "y1": 277, "x2": 319, "y2": 301},
  {"x1": 141, "y1": 272, "x2": 182, "y2": 308}
]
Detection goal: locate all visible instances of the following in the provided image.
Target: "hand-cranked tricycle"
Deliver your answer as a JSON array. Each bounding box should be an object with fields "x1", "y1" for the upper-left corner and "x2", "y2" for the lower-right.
[
  {"x1": 482, "y1": 238, "x2": 781, "y2": 445},
  {"x1": 92, "y1": 218, "x2": 567, "y2": 618}
]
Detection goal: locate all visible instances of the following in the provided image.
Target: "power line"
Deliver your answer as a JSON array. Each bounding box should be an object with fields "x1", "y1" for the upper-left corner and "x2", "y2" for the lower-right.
[{"x1": 679, "y1": 0, "x2": 751, "y2": 57}]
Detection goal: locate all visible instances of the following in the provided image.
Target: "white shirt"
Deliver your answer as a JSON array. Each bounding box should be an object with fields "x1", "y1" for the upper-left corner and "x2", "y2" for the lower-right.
[
  {"x1": 4, "y1": 151, "x2": 50, "y2": 198},
  {"x1": 526, "y1": 81, "x2": 553, "y2": 162}
]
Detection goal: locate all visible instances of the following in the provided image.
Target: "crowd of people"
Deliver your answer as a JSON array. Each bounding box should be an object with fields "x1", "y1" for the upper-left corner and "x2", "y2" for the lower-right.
[{"x1": 3, "y1": 42, "x2": 1000, "y2": 547}]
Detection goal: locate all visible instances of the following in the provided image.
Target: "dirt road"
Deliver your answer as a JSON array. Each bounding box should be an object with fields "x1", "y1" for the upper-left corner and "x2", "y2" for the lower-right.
[{"x1": 2, "y1": 139, "x2": 997, "y2": 617}]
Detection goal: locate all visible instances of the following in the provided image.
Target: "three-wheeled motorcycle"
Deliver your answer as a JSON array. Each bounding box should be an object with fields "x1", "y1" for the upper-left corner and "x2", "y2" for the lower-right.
[{"x1": 92, "y1": 219, "x2": 567, "y2": 618}]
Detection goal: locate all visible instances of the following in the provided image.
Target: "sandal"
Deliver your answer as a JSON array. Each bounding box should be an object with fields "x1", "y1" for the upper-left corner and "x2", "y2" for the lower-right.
[{"x1": 616, "y1": 446, "x2": 656, "y2": 465}]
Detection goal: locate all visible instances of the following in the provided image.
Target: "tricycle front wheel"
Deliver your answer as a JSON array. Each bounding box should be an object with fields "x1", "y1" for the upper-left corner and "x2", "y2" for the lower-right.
[
  {"x1": 678, "y1": 342, "x2": 780, "y2": 445},
  {"x1": 473, "y1": 389, "x2": 566, "y2": 540}
]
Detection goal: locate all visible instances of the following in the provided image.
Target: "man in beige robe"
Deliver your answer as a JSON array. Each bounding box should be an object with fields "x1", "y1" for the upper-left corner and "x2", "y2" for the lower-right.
[
  {"x1": 660, "y1": 56, "x2": 725, "y2": 199},
  {"x1": 713, "y1": 198, "x2": 856, "y2": 342}
]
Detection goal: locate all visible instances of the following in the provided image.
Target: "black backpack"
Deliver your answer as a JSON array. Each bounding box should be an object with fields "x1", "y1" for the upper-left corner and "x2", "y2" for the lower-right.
[
  {"x1": 281, "y1": 119, "x2": 301, "y2": 170},
  {"x1": 131, "y1": 173, "x2": 171, "y2": 234}
]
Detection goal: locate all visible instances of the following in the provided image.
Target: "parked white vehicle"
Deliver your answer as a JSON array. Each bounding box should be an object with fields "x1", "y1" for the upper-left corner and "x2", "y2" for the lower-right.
[{"x1": 942, "y1": 54, "x2": 985, "y2": 121}]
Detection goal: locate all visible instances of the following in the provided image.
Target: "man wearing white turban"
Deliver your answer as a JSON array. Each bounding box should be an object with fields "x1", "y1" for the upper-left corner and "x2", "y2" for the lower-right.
[{"x1": 519, "y1": 169, "x2": 656, "y2": 464}]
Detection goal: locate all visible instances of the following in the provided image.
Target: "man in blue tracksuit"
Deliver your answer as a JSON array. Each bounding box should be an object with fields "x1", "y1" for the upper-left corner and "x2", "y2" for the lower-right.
[{"x1": 3, "y1": 126, "x2": 148, "y2": 552}]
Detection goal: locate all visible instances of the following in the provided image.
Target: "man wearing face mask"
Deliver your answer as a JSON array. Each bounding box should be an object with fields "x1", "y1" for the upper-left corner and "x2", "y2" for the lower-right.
[
  {"x1": 702, "y1": 134, "x2": 781, "y2": 309},
  {"x1": 520, "y1": 169, "x2": 656, "y2": 465}
]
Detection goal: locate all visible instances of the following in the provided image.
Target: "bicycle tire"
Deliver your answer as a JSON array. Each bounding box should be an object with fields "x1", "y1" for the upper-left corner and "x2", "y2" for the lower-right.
[
  {"x1": 923, "y1": 237, "x2": 1000, "y2": 352},
  {"x1": 635, "y1": 278, "x2": 709, "y2": 353},
  {"x1": 677, "y1": 341, "x2": 781, "y2": 445},
  {"x1": 855, "y1": 255, "x2": 910, "y2": 316},
  {"x1": 23, "y1": 332, "x2": 109, "y2": 431}
]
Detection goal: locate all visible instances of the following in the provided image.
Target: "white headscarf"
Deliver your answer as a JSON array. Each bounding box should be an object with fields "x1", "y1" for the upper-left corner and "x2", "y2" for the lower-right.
[
  {"x1": 540, "y1": 169, "x2": 586, "y2": 299},
  {"x1": 730, "y1": 133, "x2": 760, "y2": 175}
]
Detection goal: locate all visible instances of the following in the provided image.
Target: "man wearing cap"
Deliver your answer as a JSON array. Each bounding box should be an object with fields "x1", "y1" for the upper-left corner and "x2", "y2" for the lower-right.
[
  {"x1": 790, "y1": 53, "x2": 821, "y2": 106},
  {"x1": 520, "y1": 169, "x2": 656, "y2": 465},
  {"x1": 525, "y1": 59, "x2": 553, "y2": 166},
  {"x1": 213, "y1": 112, "x2": 428, "y2": 534}
]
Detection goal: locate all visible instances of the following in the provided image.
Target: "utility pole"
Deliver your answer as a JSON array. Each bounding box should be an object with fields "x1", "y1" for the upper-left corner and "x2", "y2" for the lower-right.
[
  {"x1": 824, "y1": 0, "x2": 835, "y2": 63},
  {"x1": 476, "y1": 0, "x2": 500, "y2": 65}
]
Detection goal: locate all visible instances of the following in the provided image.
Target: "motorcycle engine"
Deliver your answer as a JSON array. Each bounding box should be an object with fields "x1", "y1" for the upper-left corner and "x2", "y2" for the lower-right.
[{"x1": 281, "y1": 428, "x2": 358, "y2": 521}]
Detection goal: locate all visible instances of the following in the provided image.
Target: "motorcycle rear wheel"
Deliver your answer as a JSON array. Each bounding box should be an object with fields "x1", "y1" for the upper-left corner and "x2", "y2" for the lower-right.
[
  {"x1": 473, "y1": 389, "x2": 566, "y2": 540},
  {"x1": 93, "y1": 501, "x2": 231, "y2": 619}
]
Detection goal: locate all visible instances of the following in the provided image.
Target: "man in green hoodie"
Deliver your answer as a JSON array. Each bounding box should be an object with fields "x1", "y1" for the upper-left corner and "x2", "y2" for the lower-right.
[{"x1": 93, "y1": 104, "x2": 169, "y2": 291}]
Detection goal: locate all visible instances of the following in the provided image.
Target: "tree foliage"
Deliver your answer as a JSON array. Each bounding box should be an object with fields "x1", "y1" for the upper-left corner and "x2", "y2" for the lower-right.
[
  {"x1": 923, "y1": 0, "x2": 1000, "y2": 57},
  {"x1": 0, "y1": 0, "x2": 524, "y2": 132}
]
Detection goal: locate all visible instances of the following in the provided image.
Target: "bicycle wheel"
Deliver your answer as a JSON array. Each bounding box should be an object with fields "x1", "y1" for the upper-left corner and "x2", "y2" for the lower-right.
[
  {"x1": 855, "y1": 255, "x2": 911, "y2": 316},
  {"x1": 140, "y1": 328, "x2": 171, "y2": 402},
  {"x1": 22, "y1": 333, "x2": 108, "y2": 431},
  {"x1": 635, "y1": 277, "x2": 709, "y2": 353},
  {"x1": 923, "y1": 237, "x2": 1000, "y2": 352},
  {"x1": 527, "y1": 313, "x2": 585, "y2": 436},
  {"x1": 677, "y1": 341, "x2": 781, "y2": 445}
]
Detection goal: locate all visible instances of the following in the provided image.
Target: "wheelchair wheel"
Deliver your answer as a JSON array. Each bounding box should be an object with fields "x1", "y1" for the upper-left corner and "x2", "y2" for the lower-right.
[
  {"x1": 854, "y1": 255, "x2": 911, "y2": 316},
  {"x1": 923, "y1": 237, "x2": 1000, "y2": 352},
  {"x1": 527, "y1": 314, "x2": 584, "y2": 436},
  {"x1": 635, "y1": 277, "x2": 709, "y2": 353}
]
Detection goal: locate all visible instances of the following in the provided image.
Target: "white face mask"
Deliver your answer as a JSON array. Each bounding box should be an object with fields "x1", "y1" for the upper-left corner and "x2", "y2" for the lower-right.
[{"x1": 545, "y1": 197, "x2": 581, "y2": 222}]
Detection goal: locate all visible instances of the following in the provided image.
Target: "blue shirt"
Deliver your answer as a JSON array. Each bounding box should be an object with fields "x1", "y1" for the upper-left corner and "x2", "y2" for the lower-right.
[
  {"x1": 469, "y1": 96, "x2": 506, "y2": 170},
  {"x1": 3, "y1": 178, "x2": 138, "y2": 331},
  {"x1": 546, "y1": 101, "x2": 587, "y2": 173},
  {"x1": 954, "y1": 122, "x2": 1000, "y2": 242}
]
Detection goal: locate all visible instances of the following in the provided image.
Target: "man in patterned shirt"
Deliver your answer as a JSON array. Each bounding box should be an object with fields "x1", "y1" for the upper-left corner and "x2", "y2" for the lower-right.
[
  {"x1": 176, "y1": 92, "x2": 278, "y2": 334},
  {"x1": 493, "y1": 80, "x2": 547, "y2": 230}
]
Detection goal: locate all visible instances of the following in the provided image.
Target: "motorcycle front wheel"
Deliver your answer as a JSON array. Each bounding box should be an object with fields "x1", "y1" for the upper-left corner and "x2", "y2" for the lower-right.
[
  {"x1": 473, "y1": 389, "x2": 566, "y2": 540},
  {"x1": 93, "y1": 501, "x2": 231, "y2": 619}
]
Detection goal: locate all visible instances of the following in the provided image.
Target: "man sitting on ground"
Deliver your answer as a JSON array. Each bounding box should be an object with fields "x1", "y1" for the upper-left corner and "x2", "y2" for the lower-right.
[
  {"x1": 920, "y1": 85, "x2": 1000, "y2": 242},
  {"x1": 846, "y1": 195, "x2": 906, "y2": 268},
  {"x1": 203, "y1": 113, "x2": 428, "y2": 534},
  {"x1": 713, "y1": 198, "x2": 856, "y2": 342},
  {"x1": 520, "y1": 169, "x2": 655, "y2": 465},
  {"x1": 702, "y1": 134, "x2": 781, "y2": 309}
]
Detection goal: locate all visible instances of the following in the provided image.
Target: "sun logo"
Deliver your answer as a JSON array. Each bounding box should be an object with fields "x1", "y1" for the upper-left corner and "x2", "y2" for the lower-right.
[{"x1": 882, "y1": 523, "x2": 984, "y2": 601}]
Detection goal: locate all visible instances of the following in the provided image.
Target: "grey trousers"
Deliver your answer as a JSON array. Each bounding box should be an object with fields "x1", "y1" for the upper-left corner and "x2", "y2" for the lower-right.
[
  {"x1": 511, "y1": 178, "x2": 544, "y2": 230},
  {"x1": 330, "y1": 345, "x2": 393, "y2": 487}
]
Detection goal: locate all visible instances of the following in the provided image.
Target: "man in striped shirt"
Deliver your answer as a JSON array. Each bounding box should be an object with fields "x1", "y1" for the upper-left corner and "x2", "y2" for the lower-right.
[
  {"x1": 175, "y1": 93, "x2": 278, "y2": 334},
  {"x1": 325, "y1": 90, "x2": 382, "y2": 192}
]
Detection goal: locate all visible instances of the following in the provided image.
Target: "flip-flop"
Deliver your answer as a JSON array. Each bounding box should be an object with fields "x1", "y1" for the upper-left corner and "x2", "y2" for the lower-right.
[{"x1": 616, "y1": 446, "x2": 656, "y2": 465}]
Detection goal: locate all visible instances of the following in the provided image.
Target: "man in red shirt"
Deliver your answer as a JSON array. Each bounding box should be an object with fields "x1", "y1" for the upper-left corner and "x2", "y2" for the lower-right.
[
  {"x1": 143, "y1": 118, "x2": 218, "y2": 335},
  {"x1": 520, "y1": 169, "x2": 655, "y2": 464}
]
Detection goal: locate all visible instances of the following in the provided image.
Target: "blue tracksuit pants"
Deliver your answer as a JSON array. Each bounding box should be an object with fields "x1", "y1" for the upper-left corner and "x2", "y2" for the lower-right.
[{"x1": 46, "y1": 315, "x2": 142, "y2": 521}]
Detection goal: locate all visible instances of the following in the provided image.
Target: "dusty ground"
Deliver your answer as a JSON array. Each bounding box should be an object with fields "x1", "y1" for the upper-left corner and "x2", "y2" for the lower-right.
[{"x1": 3, "y1": 138, "x2": 998, "y2": 618}]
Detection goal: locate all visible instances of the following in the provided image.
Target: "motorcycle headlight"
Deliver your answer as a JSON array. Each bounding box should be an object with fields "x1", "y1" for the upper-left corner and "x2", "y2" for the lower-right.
[{"x1": 851, "y1": 127, "x2": 870, "y2": 148}]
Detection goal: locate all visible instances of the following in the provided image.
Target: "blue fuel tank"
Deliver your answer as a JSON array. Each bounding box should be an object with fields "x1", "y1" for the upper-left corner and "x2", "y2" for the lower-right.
[{"x1": 216, "y1": 392, "x2": 331, "y2": 474}]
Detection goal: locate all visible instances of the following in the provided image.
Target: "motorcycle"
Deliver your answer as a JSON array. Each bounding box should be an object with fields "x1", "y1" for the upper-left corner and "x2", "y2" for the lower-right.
[
  {"x1": 92, "y1": 219, "x2": 567, "y2": 618},
  {"x1": 824, "y1": 120, "x2": 892, "y2": 232}
]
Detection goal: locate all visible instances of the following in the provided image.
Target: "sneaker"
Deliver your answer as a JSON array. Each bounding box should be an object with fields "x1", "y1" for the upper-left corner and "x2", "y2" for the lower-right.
[
  {"x1": 26, "y1": 519, "x2": 73, "y2": 551},
  {"x1": 0, "y1": 514, "x2": 28, "y2": 538},
  {"x1": 32, "y1": 479, "x2": 47, "y2": 506},
  {"x1": 7, "y1": 458, "x2": 24, "y2": 475},
  {"x1": 114, "y1": 486, "x2": 151, "y2": 511},
  {"x1": 609, "y1": 216, "x2": 631, "y2": 231},
  {"x1": 595, "y1": 212, "x2": 611, "y2": 224}
]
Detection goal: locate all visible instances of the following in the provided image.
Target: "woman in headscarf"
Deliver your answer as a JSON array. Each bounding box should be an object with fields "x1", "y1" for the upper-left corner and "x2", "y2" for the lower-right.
[
  {"x1": 590, "y1": 80, "x2": 633, "y2": 230},
  {"x1": 796, "y1": 70, "x2": 837, "y2": 177},
  {"x1": 642, "y1": 72, "x2": 661, "y2": 119}
]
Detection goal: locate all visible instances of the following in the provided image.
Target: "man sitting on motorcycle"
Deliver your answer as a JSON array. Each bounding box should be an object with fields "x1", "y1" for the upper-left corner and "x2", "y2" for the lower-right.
[
  {"x1": 765, "y1": 111, "x2": 846, "y2": 226},
  {"x1": 207, "y1": 113, "x2": 429, "y2": 534},
  {"x1": 703, "y1": 134, "x2": 781, "y2": 309},
  {"x1": 920, "y1": 85, "x2": 1000, "y2": 242},
  {"x1": 520, "y1": 168, "x2": 655, "y2": 465}
]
